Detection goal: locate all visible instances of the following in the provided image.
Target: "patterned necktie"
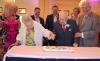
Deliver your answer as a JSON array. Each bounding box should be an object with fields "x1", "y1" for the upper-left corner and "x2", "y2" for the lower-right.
[{"x1": 62, "y1": 24, "x2": 66, "y2": 32}]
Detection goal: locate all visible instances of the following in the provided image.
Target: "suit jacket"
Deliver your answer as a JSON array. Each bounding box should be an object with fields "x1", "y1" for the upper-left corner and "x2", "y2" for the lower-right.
[
  {"x1": 44, "y1": 14, "x2": 59, "y2": 46},
  {"x1": 78, "y1": 12, "x2": 100, "y2": 47},
  {"x1": 31, "y1": 15, "x2": 44, "y2": 27},
  {"x1": 45, "y1": 14, "x2": 59, "y2": 31},
  {"x1": 54, "y1": 19, "x2": 79, "y2": 46}
]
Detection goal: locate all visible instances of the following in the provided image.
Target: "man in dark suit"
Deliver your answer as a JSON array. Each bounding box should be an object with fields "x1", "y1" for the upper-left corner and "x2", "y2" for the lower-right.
[
  {"x1": 54, "y1": 12, "x2": 79, "y2": 46},
  {"x1": 44, "y1": 5, "x2": 59, "y2": 46},
  {"x1": 31, "y1": 7, "x2": 44, "y2": 27}
]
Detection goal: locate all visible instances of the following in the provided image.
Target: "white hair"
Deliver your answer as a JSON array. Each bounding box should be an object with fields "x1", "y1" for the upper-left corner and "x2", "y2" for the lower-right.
[
  {"x1": 22, "y1": 15, "x2": 33, "y2": 23},
  {"x1": 79, "y1": 0, "x2": 91, "y2": 8},
  {"x1": 59, "y1": 11, "x2": 68, "y2": 20}
]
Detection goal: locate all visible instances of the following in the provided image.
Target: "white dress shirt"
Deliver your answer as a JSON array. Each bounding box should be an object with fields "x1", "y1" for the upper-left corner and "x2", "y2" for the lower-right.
[
  {"x1": 54, "y1": 15, "x2": 58, "y2": 23},
  {"x1": 17, "y1": 20, "x2": 50, "y2": 46},
  {"x1": 35, "y1": 16, "x2": 40, "y2": 23}
]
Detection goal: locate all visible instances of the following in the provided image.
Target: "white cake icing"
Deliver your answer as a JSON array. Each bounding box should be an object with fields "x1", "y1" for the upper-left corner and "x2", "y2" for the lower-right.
[{"x1": 43, "y1": 46, "x2": 75, "y2": 52}]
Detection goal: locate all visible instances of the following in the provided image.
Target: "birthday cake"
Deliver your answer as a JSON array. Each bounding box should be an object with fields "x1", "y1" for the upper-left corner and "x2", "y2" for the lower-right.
[{"x1": 43, "y1": 46, "x2": 75, "y2": 52}]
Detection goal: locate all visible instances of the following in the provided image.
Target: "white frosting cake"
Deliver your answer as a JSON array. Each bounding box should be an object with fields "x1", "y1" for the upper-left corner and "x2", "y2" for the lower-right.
[{"x1": 43, "y1": 46, "x2": 75, "y2": 52}]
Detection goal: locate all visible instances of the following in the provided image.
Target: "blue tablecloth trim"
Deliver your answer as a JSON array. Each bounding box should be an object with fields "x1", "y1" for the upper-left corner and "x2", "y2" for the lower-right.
[{"x1": 6, "y1": 57, "x2": 100, "y2": 61}]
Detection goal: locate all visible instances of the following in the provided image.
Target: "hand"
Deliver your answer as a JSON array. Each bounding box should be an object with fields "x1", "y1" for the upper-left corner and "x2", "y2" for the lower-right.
[
  {"x1": 10, "y1": 41, "x2": 20, "y2": 47},
  {"x1": 8, "y1": 43, "x2": 16, "y2": 50},
  {"x1": 75, "y1": 32, "x2": 82, "y2": 38},
  {"x1": 49, "y1": 32, "x2": 56, "y2": 40},
  {"x1": 73, "y1": 43, "x2": 78, "y2": 47}
]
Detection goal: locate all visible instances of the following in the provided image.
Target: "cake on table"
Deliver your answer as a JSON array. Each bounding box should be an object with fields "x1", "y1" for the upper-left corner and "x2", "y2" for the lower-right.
[{"x1": 43, "y1": 46, "x2": 75, "y2": 52}]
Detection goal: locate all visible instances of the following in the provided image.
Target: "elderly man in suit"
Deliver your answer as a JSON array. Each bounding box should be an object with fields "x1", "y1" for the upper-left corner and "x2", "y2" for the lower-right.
[
  {"x1": 53, "y1": 12, "x2": 79, "y2": 46},
  {"x1": 76, "y1": 0, "x2": 100, "y2": 47}
]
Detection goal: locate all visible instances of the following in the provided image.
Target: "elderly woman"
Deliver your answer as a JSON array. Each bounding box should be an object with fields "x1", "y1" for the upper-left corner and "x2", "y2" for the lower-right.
[
  {"x1": 53, "y1": 12, "x2": 79, "y2": 46},
  {"x1": 14, "y1": 16, "x2": 55, "y2": 46}
]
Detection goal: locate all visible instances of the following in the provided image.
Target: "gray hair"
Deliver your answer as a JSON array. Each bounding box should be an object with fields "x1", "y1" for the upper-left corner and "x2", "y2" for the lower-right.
[
  {"x1": 22, "y1": 15, "x2": 33, "y2": 24},
  {"x1": 59, "y1": 11, "x2": 68, "y2": 20},
  {"x1": 79, "y1": 0, "x2": 91, "y2": 8}
]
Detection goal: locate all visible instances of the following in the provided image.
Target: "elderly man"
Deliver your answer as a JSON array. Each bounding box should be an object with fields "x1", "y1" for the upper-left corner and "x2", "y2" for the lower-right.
[
  {"x1": 53, "y1": 12, "x2": 79, "y2": 46},
  {"x1": 76, "y1": 0, "x2": 100, "y2": 47}
]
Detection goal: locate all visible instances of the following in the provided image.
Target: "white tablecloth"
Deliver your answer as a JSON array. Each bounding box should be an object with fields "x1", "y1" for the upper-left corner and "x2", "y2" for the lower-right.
[{"x1": 3, "y1": 46, "x2": 100, "y2": 61}]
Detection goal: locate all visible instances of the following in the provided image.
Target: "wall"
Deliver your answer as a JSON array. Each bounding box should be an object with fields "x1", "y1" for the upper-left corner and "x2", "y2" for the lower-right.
[
  {"x1": 0, "y1": 0, "x2": 100, "y2": 18},
  {"x1": 39, "y1": 0, "x2": 100, "y2": 20},
  {"x1": 39, "y1": 0, "x2": 57, "y2": 20},
  {"x1": 0, "y1": 0, "x2": 39, "y2": 16},
  {"x1": 15, "y1": 0, "x2": 39, "y2": 16}
]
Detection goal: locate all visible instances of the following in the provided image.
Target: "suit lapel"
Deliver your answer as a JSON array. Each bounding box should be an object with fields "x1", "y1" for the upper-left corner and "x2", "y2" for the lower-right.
[
  {"x1": 31, "y1": 15, "x2": 35, "y2": 20},
  {"x1": 51, "y1": 14, "x2": 54, "y2": 26},
  {"x1": 39, "y1": 17, "x2": 42, "y2": 24},
  {"x1": 78, "y1": 12, "x2": 93, "y2": 29},
  {"x1": 58, "y1": 23, "x2": 64, "y2": 33}
]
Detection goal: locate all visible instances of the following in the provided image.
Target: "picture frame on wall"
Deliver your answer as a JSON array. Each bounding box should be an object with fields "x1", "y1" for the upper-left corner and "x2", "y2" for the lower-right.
[
  {"x1": 0, "y1": 7, "x2": 3, "y2": 13},
  {"x1": 18, "y1": 8, "x2": 26, "y2": 14}
]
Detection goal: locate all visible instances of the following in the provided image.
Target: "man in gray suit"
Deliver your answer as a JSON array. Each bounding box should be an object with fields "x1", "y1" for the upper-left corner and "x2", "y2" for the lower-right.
[{"x1": 75, "y1": 0, "x2": 100, "y2": 47}]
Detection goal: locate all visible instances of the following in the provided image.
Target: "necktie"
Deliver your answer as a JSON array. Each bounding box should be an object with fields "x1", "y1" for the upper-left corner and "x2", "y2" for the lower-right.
[
  {"x1": 62, "y1": 24, "x2": 66, "y2": 32},
  {"x1": 82, "y1": 15, "x2": 87, "y2": 25}
]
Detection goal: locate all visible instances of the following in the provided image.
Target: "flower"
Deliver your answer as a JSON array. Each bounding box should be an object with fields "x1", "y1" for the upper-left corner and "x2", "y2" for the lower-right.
[{"x1": 65, "y1": 24, "x2": 70, "y2": 28}]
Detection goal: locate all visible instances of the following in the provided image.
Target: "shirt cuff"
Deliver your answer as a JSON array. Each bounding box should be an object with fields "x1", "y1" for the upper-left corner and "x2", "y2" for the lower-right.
[{"x1": 82, "y1": 32, "x2": 84, "y2": 38}]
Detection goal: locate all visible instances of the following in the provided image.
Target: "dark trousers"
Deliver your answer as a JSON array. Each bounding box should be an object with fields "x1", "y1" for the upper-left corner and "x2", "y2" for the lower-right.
[{"x1": 43, "y1": 39, "x2": 56, "y2": 46}]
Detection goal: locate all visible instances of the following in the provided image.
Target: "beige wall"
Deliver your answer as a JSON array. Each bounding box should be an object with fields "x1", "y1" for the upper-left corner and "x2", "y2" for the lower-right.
[
  {"x1": 39, "y1": 0, "x2": 57, "y2": 20},
  {"x1": 15, "y1": 0, "x2": 39, "y2": 16},
  {"x1": 0, "y1": 0, "x2": 39, "y2": 16},
  {"x1": 0, "y1": 0, "x2": 100, "y2": 18},
  {"x1": 57, "y1": 0, "x2": 80, "y2": 13},
  {"x1": 39, "y1": 0, "x2": 100, "y2": 19}
]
